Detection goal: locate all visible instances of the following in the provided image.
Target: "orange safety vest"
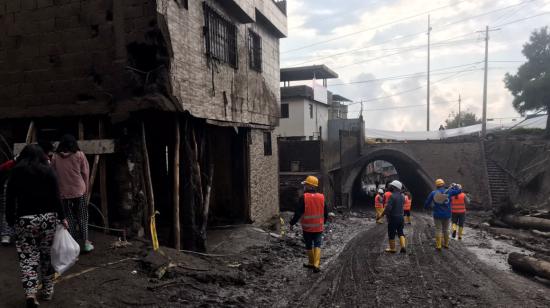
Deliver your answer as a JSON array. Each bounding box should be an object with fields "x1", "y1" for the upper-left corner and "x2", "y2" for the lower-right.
[
  {"x1": 374, "y1": 194, "x2": 384, "y2": 209},
  {"x1": 383, "y1": 191, "x2": 392, "y2": 207},
  {"x1": 451, "y1": 193, "x2": 466, "y2": 214},
  {"x1": 301, "y1": 193, "x2": 325, "y2": 233},
  {"x1": 404, "y1": 195, "x2": 412, "y2": 211}
]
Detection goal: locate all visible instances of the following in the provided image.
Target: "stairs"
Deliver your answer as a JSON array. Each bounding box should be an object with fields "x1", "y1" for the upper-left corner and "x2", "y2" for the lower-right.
[{"x1": 485, "y1": 159, "x2": 509, "y2": 207}]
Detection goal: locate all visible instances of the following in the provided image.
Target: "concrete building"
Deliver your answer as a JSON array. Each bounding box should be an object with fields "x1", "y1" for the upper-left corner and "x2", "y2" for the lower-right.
[
  {"x1": 329, "y1": 94, "x2": 351, "y2": 120},
  {"x1": 0, "y1": 0, "x2": 287, "y2": 250},
  {"x1": 277, "y1": 65, "x2": 339, "y2": 141}
]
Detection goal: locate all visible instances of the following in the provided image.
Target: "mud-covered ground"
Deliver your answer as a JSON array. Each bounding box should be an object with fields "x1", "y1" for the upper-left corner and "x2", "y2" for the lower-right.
[{"x1": 1, "y1": 210, "x2": 549, "y2": 307}]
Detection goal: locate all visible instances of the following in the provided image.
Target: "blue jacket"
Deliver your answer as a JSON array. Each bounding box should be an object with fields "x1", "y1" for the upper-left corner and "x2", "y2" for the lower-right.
[{"x1": 424, "y1": 187, "x2": 461, "y2": 219}]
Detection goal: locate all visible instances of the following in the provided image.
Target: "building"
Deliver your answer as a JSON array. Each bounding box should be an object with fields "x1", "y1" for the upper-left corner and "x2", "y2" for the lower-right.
[
  {"x1": 0, "y1": 0, "x2": 287, "y2": 251},
  {"x1": 330, "y1": 94, "x2": 351, "y2": 120},
  {"x1": 277, "y1": 65, "x2": 340, "y2": 141}
]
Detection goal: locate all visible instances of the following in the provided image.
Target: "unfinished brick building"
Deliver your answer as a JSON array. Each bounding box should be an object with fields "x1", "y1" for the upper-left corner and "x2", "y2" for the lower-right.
[{"x1": 0, "y1": 0, "x2": 287, "y2": 251}]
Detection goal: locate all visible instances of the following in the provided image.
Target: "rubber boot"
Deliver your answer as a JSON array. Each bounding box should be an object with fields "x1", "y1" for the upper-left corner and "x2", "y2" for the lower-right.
[
  {"x1": 303, "y1": 249, "x2": 314, "y2": 268},
  {"x1": 451, "y1": 224, "x2": 457, "y2": 238},
  {"x1": 399, "y1": 236, "x2": 406, "y2": 253},
  {"x1": 385, "y1": 239, "x2": 397, "y2": 253},
  {"x1": 313, "y1": 248, "x2": 321, "y2": 273},
  {"x1": 407, "y1": 216, "x2": 412, "y2": 224},
  {"x1": 443, "y1": 234, "x2": 450, "y2": 249},
  {"x1": 435, "y1": 235, "x2": 442, "y2": 251},
  {"x1": 458, "y1": 227, "x2": 464, "y2": 240}
]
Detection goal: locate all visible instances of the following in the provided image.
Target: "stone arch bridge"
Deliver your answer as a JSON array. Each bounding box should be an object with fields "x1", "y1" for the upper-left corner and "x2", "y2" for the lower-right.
[{"x1": 335, "y1": 140, "x2": 492, "y2": 209}]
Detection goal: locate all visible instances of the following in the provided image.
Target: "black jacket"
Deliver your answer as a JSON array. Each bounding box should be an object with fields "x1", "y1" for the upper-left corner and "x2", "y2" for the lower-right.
[{"x1": 6, "y1": 163, "x2": 65, "y2": 225}]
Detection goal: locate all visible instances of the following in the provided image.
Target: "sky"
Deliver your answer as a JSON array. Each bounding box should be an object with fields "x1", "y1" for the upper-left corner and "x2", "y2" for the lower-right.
[{"x1": 280, "y1": 0, "x2": 550, "y2": 131}]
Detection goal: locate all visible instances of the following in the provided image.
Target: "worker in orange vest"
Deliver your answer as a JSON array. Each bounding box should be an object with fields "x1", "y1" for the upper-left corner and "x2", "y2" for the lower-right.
[
  {"x1": 382, "y1": 184, "x2": 392, "y2": 222},
  {"x1": 403, "y1": 191, "x2": 412, "y2": 224},
  {"x1": 374, "y1": 189, "x2": 385, "y2": 224},
  {"x1": 290, "y1": 175, "x2": 328, "y2": 273},
  {"x1": 451, "y1": 184, "x2": 469, "y2": 240}
]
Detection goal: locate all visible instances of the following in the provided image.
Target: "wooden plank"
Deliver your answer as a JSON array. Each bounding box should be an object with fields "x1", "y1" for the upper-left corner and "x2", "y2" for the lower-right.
[
  {"x1": 99, "y1": 157, "x2": 109, "y2": 230},
  {"x1": 78, "y1": 119, "x2": 85, "y2": 140},
  {"x1": 173, "y1": 117, "x2": 181, "y2": 250},
  {"x1": 14, "y1": 139, "x2": 116, "y2": 155}
]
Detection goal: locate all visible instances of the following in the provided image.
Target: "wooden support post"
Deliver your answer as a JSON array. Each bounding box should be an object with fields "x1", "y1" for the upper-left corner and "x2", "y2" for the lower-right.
[
  {"x1": 78, "y1": 119, "x2": 85, "y2": 140},
  {"x1": 173, "y1": 117, "x2": 181, "y2": 250},
  {"x1": 98, "y1": 120, "x2": 109, "y2": 230},
  {"x1": 87, "y1": 155, "x2": 100, "y2": 206},
  {"x1": 26, "y1": 121, "x2": 35, "y2": 144},
  {"x1": 141, "y1": 121, "x2": 155, "y2": 219}
]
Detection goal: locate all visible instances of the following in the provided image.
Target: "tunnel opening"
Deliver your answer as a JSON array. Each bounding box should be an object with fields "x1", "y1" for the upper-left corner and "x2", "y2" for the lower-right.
[{"x1": 349, "y1": 150, "x2": 433, "y2": 211}]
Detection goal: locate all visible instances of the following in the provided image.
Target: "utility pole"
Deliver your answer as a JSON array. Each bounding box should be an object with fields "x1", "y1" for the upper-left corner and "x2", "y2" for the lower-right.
[
  {"x1": 426, "y1": 15, "x2": 432, "y2": 131},
  {"x1": 458, "y1": 94, "x2": 462, "y2": 127},
  {"x1": 481, "y1": 25, "x2": 489, "y2": 138}
]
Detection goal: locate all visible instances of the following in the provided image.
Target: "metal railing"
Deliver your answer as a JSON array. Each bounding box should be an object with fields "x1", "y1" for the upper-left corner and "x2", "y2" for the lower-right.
[{"x1": 272, "y1": 0, "x2": 287, "y2": 15}]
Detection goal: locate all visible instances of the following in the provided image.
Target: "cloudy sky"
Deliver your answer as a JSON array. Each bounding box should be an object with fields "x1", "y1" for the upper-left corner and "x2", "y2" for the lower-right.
[{"x1": 280, "y1": 0, "x2": 550, "y2": 131}]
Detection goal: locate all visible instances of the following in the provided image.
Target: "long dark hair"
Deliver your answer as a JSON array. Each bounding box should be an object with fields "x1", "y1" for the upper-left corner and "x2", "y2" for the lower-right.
[
  {"x1": 17, "y1": 144, "x2": 48, "y2": 165},
  {"x1": 57, "y1": 134, "x2": 80, "y2": 153}
]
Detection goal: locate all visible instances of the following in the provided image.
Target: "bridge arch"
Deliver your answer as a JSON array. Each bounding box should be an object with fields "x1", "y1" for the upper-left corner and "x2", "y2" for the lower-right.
[{"x1": 343, "y1": 148, "x2": 434, "y2": 209}]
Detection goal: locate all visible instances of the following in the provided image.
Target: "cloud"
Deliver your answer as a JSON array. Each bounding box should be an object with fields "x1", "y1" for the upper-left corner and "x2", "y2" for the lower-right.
[{"x1": 282, "y1": 0, "x2": 550, "y2": 130}]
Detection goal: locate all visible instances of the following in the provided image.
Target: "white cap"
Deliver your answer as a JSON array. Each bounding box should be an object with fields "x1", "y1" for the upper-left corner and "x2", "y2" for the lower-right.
[
  {"x1": 390, "y1": 180, "x2": 403, "y2": 190},
  {"x1": 378, "y1": 189, "x2": 384, "y2": 194}
]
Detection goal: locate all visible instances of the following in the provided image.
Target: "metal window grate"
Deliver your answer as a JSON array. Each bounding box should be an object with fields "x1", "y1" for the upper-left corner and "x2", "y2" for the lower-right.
[
  {"x1": 203, "y1": 3, "x2": 238, "y2": 68},
  {"x1": 248, "y1": 30, "x2": 262, "y2": 72}
]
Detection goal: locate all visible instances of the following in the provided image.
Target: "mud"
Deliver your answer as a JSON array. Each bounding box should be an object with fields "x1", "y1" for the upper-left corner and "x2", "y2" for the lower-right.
[{"x1": 1, "y1": 212, "x2": 549, "y2": 307}]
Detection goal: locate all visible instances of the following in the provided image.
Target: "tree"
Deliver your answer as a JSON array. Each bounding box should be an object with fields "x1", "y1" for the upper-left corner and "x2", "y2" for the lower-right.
[
  {"x1": 504, "y1": 27, "x2": 550, "y2": 137},
  {"x1": 445, "y1": 111, "x2": 481, "y2": 129}
]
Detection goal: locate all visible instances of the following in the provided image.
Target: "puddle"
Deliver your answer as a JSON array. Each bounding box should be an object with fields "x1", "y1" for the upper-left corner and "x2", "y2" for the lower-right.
[{"x1": 461, "y1": 227, "x2": 534, "y2": 272}]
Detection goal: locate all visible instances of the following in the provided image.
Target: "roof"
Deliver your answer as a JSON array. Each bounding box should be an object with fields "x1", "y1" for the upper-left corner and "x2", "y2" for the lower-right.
[
  {"x1": 332, "y1": 94, "x2": 352, "y2": 102},
  {"x1": 281, "y1": 65, "x2": 338, "y2": 82}
]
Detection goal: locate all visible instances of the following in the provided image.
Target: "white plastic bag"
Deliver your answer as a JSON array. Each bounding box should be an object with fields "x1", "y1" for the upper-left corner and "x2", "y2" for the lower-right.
[{"x1": 51, "y1": 225, "x2": 80, "y2": 274}]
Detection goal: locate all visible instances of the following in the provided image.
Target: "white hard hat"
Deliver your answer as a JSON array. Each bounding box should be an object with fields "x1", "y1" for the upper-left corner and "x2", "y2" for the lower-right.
[
  {"x1": 390, "y1": 180, "x2": 403, "y2": 190},
  {"x1": 378, "y1": 189, "x2": 384, "y2": 194}
]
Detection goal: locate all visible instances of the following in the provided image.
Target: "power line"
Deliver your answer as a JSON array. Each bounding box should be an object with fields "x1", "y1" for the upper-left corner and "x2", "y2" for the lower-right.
[
  {"x1": 328, "y1": 61, "x2": 484, "y2": 86},
  {"x1": 494, "y1": 11, "x2": 550, "y2": 27},
  {"x1": 282, "y1": 0, "x2": 535, "y2": 56},
  {"x1": 281, "y1": 0, "x2": 472, "y2": 53}
]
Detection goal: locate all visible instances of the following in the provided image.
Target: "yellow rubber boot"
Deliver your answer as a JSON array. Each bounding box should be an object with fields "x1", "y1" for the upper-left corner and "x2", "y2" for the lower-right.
[
  {"x1": 452, "y1": 224, "x2": 457, "y2": 238},
  {"x1": 458, "y1": 227, "x2": 464, "y2": 240},
  {"x1": 385, "y1": 239, "x2": 397, "y2": 253},
  {"x1": 399, "y1": 236, "x2": 406, "y2": 253},
  {"x1": 303, "y1": 250, "x2": 314, "y2": 268},
  {"x1": 313, "y1": 248, "x2": 321, "y2": 272},
  {"x1": 435, "y1": 235, "x2": 442, "y2": 250},
  {"x1": 443, "y1": 234, "x2": 450, "y2": 249}
]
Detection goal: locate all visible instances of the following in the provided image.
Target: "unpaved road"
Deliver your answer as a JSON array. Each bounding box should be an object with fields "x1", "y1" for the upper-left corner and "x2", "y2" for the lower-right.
[{"x1": 285, "y1": 214, "x2": 550, "y2": 308}]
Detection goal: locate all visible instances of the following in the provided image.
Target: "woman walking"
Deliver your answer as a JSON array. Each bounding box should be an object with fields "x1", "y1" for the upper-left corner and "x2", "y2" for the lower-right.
[
  {"x1": 51, "y1": 134, "x2": 93, "y2": 252},
  {"x1": 6, "y1": 145, "x2": 67, "y2": 307}
]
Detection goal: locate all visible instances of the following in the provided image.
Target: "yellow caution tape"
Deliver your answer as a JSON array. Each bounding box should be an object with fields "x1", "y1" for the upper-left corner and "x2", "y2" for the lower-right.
[{"x1": 150, "y1": 211, "x2": 160, "y2": 251}]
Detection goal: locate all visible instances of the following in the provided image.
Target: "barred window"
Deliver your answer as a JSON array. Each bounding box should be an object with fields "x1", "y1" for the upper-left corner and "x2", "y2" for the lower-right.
[
  {"x1": 248, "y1": 30, "x2": 262, "y2": 72},
  {"x1": 203, "y1": 3, "x2": 238, "y2": 68}
]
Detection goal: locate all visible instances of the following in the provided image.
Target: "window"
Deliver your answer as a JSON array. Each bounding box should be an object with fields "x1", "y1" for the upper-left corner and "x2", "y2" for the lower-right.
[
  {"x1": 263, "y1": 132, "x2": 272, "y2": 156},
  {"x1": 309, "y1": 104, "x2": 313, "y2": 119},
  {"x1": 203, "y1": 3, "x2": 238, "y2": 68},
  {"x1": 281, "y1": 103, "x2": 289, "y2": 118},
  {"x1": 248, "y1": 29, "x2": 262, "y2": 72}
]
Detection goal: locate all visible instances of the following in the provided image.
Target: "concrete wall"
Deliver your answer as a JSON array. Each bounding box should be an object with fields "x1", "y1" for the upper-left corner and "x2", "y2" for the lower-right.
[
  {"x1": 249, "y1": 128, "x2": 279, "y2": 224},
  {"x1": 161, "y1": 0, "x2": 284, "y2": 127},
  {"x1": 277, "y1": 97, "x2": 305, "y2": 137},
  {"x1": 276, "y1": 97, "x2": 328, "y2": 140}
]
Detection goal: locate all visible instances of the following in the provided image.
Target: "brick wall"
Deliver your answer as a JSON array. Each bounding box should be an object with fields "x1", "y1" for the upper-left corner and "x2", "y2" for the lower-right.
[
  {"x1": 249, "y1": 128, "x2": 279, "y2": 224},
  {"x1": 0, "y1": 0, "x2": 160, "y2": 118},
  {"x1": 159, "y1": 0, "x2": 282, "y2": 127}
]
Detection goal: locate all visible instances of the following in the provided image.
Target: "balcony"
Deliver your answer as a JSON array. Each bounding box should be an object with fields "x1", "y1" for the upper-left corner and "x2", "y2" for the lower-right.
[{"x1": 272, "y1": 0, "x2": 287, "y2": 15}]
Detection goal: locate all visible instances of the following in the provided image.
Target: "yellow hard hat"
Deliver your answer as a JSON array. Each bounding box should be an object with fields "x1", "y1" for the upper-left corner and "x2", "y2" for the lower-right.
[
  {"x1": 302, "y1": 175, "x2": 319, "y2": 187},
  {"x1": 435, "y1": 179, "x2": 445, "y2": 187}
]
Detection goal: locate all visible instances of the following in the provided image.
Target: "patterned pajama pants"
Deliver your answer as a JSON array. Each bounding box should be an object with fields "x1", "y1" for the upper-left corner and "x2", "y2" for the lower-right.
[
  {"x1": 62, "y1": 196, "x2": 88, "y2": 242},
  {"x1": 15, "y1": 213, "x2": 57, "y2": 297}
]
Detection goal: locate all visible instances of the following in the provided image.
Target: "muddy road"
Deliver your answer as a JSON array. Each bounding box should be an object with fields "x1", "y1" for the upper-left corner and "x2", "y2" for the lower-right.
[{"x1": 286, "y1": 214, "x2": 550, "y2": 308}]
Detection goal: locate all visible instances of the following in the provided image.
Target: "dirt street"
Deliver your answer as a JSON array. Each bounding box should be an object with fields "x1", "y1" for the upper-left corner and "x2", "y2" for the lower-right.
[
  {"x1": 1, "y1": 213, "x2": 549, "y2": 307},
  {"x1": 285, "y1": 214, "x2": 550, "y2": 307}
]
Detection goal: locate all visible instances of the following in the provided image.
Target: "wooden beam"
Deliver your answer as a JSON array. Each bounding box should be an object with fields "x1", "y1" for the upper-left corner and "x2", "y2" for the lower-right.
[
  {"x1": 14, "y1": 139, "x2": 116, "y2": 155},
  {"x1": 98, "y1": 119, "x2": 109, "y2": 230},
  {"x1": 87, "y1": 155, "x2": 100, "y2": 206},
  {"x1": 78, "y1": 119, "x2": 85, "y2": 140},
  {"x1": 173, "y1": 116, "x2": 181, "y2": 250},
  {"x1": 141, "y1": 122, "x2": 155, "y2": 219},
  {"x1": 25, "y1": 121, "x2": 35, "y2": 144}
]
